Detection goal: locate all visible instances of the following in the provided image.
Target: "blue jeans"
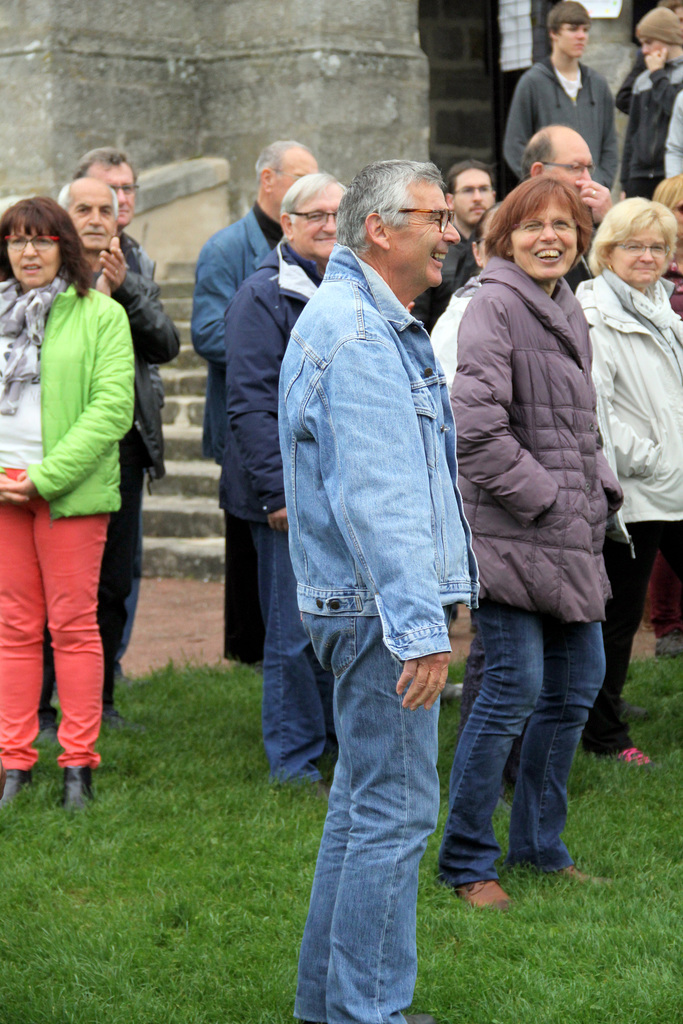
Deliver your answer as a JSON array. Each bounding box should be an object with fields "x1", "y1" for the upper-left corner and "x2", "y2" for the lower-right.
[
  {"x1": 295, "y1": 613, "x2": 440, "y2": 1024},
  {"x1": 249, "y1": 522, "x2": 335, "y2": 782},
  {"x1": 439, "y1": 601, "x2": 605, "y2": 884}
]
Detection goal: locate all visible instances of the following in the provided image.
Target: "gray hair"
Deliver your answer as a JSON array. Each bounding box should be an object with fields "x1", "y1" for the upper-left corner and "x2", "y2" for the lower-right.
[
  {"x1": 281, "y1": 173, "x2": 345, "y2": 216},
  {"x1": 255, "y1": 139, "x2": 314, "y2": 180},
  {"x1": 336, "y1": 160, "x2": 446, "y2": 255},
  {"x1": 57, "y1": 180, "x2": 119, "y2": 220},
  {"x1": 73, "y1": 147, "x2": 137, "y2": 181}
]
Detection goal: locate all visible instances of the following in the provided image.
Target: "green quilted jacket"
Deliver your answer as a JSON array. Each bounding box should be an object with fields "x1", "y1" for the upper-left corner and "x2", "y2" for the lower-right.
[{"x1": 26, "y1": 285, "x2": 134, "y2": 518}]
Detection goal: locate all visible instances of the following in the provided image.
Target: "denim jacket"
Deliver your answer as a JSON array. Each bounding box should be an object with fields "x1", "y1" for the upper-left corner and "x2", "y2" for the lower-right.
[{"x1": 278, "y1": 244, "x2": 479, "y2": 661}]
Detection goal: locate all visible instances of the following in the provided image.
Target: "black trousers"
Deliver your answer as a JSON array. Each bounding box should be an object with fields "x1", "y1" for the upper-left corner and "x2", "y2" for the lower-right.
[
  {"x1": 41, "y1": 444, "x2": 145, "y2": 721},
  {"x1": 624, "y1": 177, "x2": 661, "y2": 201},
  {"x1": 223, "y1": 511, "x2": 265, "y2": 664},
  {"x1": 582, "y1": 520, "x2": 683, "y2": 755}
]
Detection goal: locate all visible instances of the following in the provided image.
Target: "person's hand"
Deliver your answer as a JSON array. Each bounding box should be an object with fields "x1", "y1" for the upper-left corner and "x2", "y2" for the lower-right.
[
  {"x1": 396, "y1": 650, "x2": 451, "y2": 710},
  {"x1": 98, "y1": 235, "x2": 127, "y2": 293},
  {"x1": 0, "y1": 470, "x2": 38, "y2": 504},
  {"x1": 267, "y1": 507, "x2": 288, "y2": 532},
  {"x1": 577, "y1": 179, "x2": 612, "y2": 224},
  {"x1": 645, "y1": 47, "x2": 667, "y2": 73}
]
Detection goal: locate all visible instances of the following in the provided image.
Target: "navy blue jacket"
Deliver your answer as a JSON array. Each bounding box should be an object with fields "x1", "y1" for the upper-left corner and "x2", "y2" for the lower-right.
[{"x1": 219, "y1": 242, "x2": 322, "y2": 521}]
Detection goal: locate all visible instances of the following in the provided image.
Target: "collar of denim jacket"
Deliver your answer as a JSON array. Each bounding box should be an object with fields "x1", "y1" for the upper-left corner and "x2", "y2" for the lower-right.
[{"x1": 325, "y1": 244, "x2": 417, "y2": 331}]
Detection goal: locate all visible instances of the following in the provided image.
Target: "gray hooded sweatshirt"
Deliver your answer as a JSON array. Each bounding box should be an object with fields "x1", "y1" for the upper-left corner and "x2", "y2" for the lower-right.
[{"x1": 503, "y1": 58, "x2": 617, "y2": 189}]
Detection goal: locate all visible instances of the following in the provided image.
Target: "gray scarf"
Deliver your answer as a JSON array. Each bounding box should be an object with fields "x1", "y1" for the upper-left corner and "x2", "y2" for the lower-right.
[{"x1": 0, "y1": 274, "x2": 68, "y2": 415}]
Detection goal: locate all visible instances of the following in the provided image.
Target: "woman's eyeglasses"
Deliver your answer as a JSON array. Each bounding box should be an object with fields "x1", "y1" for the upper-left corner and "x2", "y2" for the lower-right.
[{"x1": 5, "y1": 235, "x2": 60, "y2": 252}]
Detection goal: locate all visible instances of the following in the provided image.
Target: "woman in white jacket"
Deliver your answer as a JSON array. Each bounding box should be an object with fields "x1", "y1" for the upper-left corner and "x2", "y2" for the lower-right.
[{"x1": 577, "y1": 197, "x2": 683, "y2": 765}]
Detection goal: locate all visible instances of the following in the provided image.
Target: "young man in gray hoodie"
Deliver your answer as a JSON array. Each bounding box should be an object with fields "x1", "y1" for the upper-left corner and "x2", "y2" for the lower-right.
[{"x1": 503, "y1": 1, "x2": 617, "y2": 189}]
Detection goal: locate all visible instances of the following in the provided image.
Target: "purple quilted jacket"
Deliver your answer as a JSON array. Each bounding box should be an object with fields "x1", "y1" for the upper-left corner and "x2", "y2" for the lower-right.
[{"x1": 451, "y1": 257, "x2": 623, "y2": 624}]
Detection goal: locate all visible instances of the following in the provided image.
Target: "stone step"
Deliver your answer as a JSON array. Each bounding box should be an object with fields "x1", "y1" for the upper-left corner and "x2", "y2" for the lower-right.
[
  {"x1": 159, "y1": 280, "x2": 194, "y2": 299},
  {"x1": 169, "y1": 342, "x2": 205, "y2": 371},
  {"x1": 163, "y1": 261, "x2": 197, "y2": 281},
  {"x1": 142, "y1": 494, "x2": 224, "y2": 538},
  {"x1": 142, "y1": 537, "x2": 223, "y2": 582},
  {"x1": 161, "y1": 367, "x2": 207, "y2": 396},
  {"x1": 162, "y1": 425, "x2": 205, "y2": 461},
  {"x1": 162, "y1": 395, "x2": 205, "y2": 427},
  {"x1": 162, "y1": 296, "x2": 193, "y2": 322},
  {"x1": 153, "y1": 459, "x2": 220, "y2": 498},
  {"x1": 176, "y1": 321, "x2": 191, "y2": 346}
]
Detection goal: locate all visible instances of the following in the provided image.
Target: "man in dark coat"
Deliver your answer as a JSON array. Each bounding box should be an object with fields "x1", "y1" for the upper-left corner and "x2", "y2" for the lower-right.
[{"x1": 220, "y1": 173, "x2": 343, "y2": 785}]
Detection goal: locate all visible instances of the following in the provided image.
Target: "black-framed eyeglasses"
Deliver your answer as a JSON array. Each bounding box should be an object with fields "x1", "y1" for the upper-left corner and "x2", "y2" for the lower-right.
[
  {"x1": 398, "y1": 208, "x2": 456, "y2": 233},
  {"x1": 4, "y1": 235, "x2": 60, "y2": 252},
  {"x1": 290, "y1": 210, "x2": 338, "y2": 225},
  {"x1": 541, "y1": 161, "x2": 595, "y2": 176}
]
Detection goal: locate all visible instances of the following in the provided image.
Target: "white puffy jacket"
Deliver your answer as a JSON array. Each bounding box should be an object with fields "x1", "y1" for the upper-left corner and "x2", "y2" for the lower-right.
[{"x1": 578, "y1": 273, "x2": 683, "y2": 523}]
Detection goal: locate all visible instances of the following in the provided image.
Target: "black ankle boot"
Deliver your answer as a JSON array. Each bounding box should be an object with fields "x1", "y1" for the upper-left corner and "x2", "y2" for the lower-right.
[
  {"x1": 62, "y1": 766, "x2": 93, "y2": 809},
  {"x1": 0, "y1": 768, "x2": 32, "y2": 808}
]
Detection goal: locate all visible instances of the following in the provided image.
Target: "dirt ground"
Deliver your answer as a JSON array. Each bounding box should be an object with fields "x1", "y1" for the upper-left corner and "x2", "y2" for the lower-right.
[{"x1": 122, "y1": 578, "x2": 656, "y2": 678}]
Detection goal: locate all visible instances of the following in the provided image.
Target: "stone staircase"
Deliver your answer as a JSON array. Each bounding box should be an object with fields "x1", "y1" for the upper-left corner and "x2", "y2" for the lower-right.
[{"x1": 142, "y1": 263, "x2": 225, "y2": 582}]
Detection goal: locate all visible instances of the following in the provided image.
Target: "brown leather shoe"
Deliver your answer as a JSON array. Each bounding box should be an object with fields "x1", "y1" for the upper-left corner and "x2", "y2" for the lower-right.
[
  {"x1": 555, "y1": 865, "x2": 611, "y2": 885},
  {"x1": 455, "y1": 879, "x2": 511, "y2": 910}
]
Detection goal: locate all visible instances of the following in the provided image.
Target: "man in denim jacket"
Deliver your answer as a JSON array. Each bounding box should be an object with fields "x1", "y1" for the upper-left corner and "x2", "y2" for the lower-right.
[{"x1": 279, "y1": 160, "x2": 479, "y2": 1024}]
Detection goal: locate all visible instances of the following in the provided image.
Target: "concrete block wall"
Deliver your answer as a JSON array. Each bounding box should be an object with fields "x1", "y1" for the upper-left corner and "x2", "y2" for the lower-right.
[{"x1": 0, "y1": 0, "x2": 428, "y2": 212}]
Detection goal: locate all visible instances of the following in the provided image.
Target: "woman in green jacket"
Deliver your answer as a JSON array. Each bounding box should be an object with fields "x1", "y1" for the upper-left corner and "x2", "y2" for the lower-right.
[{"x1": 0, "y1": 196, "x2": 134, "y2": 809}]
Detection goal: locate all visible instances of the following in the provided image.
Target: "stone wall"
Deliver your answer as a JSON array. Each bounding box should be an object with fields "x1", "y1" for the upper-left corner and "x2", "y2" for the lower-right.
[
  {"x1": 0, "y1": 0, "x2": 429, "y2": 215},
  {"x1": 418, "y1": 0, "x2": 493, "y2": 174}
]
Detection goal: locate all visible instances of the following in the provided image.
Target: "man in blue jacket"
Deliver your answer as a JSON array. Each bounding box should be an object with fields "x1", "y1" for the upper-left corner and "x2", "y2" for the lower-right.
[
  {"x1": 279, "y1": 160, "x2": 478, "y2": 1024},
  {"x1": 221, "y1": 172, "x2": 343, "y2": 786},
  {"x1": 192, "y1": 139, "x2": 318, "y2": 666}
]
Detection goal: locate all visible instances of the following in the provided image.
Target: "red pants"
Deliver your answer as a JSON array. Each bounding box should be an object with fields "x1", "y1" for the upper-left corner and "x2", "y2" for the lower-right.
[
  {"x1": 0, "y1": 484, "x2": 108, "y2": 770},
  {"x1": 649, "y1": 551, "x2": 683, "y2": 638}
]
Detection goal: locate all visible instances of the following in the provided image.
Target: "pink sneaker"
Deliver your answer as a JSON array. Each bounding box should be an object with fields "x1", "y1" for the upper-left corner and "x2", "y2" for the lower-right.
[{"x1": 616, "y1": 746, "x2": 653, "y2": 767}]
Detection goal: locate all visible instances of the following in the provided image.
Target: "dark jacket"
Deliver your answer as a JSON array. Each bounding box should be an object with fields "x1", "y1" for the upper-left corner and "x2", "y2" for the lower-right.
[
  {"x1": 621, "y1": 57, "x2": 683, "y2": 192},
  {"x1": 219, "y1": 242, "x2": 322, "y2": 521},
  {"x1": 451, "y1": 258, "x2": 622, "y2": 624},
  {"x1": 110, "y1": 244, "x2": 180, "y2": 479},
  {"x1": 615, "y1": 50, "x2": 646, "y2": 116},
  {"x1": 503, "y1": 58, "x2": 618, "y2": 188},
  {"x1": 191, "y1": 209, "x2": 271, "y2": 462}
]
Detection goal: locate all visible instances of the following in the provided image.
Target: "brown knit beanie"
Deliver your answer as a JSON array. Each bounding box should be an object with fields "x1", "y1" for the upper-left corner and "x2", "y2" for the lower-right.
[{"x1": 636, "y1": 7, "x2": 683, "y2": 45}]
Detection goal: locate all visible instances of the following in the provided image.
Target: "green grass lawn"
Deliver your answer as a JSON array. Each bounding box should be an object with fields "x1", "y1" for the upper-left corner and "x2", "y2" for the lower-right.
[{"x1": 0, "y1": 657, "x2": 681, "y2": 1024}]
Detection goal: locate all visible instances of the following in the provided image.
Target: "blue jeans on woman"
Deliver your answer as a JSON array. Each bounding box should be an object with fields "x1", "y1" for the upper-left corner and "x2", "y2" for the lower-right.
[
  {"x1": 439, "y1": 600, "x2": 605, "y2": 885},
  {"x1": 295, "y1": 613, "x2": 441, "y2": 1024}
]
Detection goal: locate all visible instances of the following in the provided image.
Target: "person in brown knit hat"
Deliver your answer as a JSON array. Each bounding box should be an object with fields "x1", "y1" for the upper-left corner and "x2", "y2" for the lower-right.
[{"x1": 621, "y1": 6, "x2": 683, "y2": 198}]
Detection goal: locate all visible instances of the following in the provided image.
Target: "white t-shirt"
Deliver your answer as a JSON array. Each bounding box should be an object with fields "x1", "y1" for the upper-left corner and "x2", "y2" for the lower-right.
[
  {"x1": 0, "y1": 336, "x2": 43, "y2": 469},
  {"x1": 555, "y1": 66, "x2": 582, "y2": 102}
]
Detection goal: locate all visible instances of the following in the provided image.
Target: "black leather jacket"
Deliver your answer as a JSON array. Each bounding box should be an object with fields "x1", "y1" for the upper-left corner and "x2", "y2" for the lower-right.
[{"x1": 112, "y1": 234, "x2": 180, "y2": 479}]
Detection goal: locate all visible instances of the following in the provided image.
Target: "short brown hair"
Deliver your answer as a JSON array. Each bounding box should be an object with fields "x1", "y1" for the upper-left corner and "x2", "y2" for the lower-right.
[
  {"x1": 445, "y1": 159, "x2": 495, "y2": 194},
  {"x1": 0, "y1": 197, "x2": 92, "y2": 296},
  {"x1": 547, "y1": 1, "x2": 590, "y2": 34},
  {"x1": 485, "y1": 177, "x2": 593, "y2": 267}
]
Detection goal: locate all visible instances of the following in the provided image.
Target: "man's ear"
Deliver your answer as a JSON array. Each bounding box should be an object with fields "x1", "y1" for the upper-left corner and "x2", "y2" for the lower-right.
[
  {"x1": 365, "y1": 213, "x2": 391, "y2": 251},
  {"x1": 281, "y1": 212, "x2": 294, "y2": 242},
  {"x1": 529, "y1": 162, "x2": 545, "y2": 179},
  {"x1": 260, "y1": 167, "x2": 276, "y2": 195}
]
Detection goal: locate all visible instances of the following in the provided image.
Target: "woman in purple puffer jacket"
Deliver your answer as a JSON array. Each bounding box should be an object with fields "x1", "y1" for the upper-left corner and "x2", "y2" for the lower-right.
[{"x1": 438, "y1": 177, "x2": 623, "y2": 910}]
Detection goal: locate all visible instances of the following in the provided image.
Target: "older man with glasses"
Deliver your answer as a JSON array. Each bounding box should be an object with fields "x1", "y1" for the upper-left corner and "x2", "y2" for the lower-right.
[
  {"x1": 220, "y1": 173, "x2": 344, "y2": 788},
  {"x1": 279, "y1": 160, "x2": 478, "y2": 1024}
]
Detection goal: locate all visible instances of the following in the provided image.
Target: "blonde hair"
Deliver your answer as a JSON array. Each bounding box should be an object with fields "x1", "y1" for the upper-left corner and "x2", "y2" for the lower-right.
[
  {"x1": 653, "y1": 174, "x2": 683, "y2": 210},
  {"x1": 588, "y1": 198, "x2": 677, "y2": 276}
]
